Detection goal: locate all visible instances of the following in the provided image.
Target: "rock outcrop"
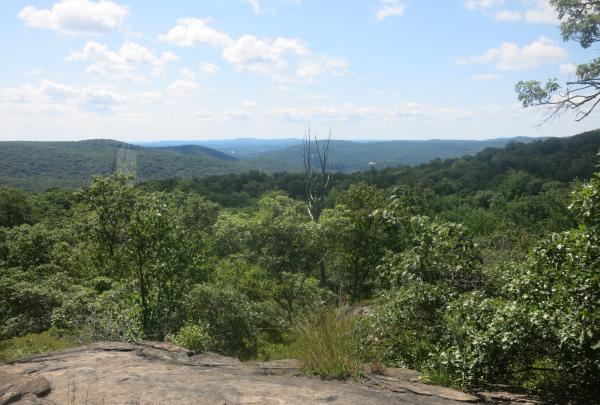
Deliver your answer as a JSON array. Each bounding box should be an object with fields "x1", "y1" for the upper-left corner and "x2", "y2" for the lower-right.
[{"x1": 0, "y1": 342, "x2": 534, "y2": 404}]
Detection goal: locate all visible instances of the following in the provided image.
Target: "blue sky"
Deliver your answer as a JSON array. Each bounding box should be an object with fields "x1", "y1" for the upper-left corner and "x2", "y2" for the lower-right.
[{"x1": 0, "y1": 0, "x2": 598, "y2": 141}]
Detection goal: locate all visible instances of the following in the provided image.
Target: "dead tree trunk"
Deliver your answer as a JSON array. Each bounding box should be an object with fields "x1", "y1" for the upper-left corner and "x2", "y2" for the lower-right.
[{"x1": 303, "y1": 127, "x2": 332, "y2": 286}]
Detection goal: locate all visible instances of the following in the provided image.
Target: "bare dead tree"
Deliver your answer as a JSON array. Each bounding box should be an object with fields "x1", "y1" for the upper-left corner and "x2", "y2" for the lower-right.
[
  {"x1": 303, "y1": 126, "x2": 332, "y2": 222},
  {"x1": 303, "y1": 126, "x2": 332, "y2": 287}
]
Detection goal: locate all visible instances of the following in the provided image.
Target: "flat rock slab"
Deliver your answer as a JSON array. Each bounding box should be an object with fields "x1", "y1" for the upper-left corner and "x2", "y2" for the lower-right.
[{"x1": 0, "y1": 342, "x2": 506, "y2": 404}]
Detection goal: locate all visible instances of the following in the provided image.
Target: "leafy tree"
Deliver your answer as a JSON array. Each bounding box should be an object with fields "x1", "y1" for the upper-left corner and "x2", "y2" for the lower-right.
[
  {"x1": 0, "y1": 188, "x2": 33, "y2": 228},
  {"x1": 126, "y1": 192, "x2": 195, "y2": 338},
  {"x1": 184, "y1": 284, "x2": 261, "y2": 359},
  {"x1": 321, "y1": 183, "x2": 390, "y2": 302},
  {"x1": 76, "y1": 175, "x2": 136, "y2": 275},
  {"x1": 379, "y1": 217, "x2": 483, "y2": 293},
  {"x1": 516, "y1": 0, "x2": 600, "y2": 120}
]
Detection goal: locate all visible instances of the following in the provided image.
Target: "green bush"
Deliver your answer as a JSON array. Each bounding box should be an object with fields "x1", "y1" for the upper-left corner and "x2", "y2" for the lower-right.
[
  {"x1": 358, "y1": 282, "x2": 450, "y2": 369},
  {"x1": 184, "y1": 284, "x2": 261, "y2": 359},
  {"x1": 169, "y1": 324, "x2": 211, "y2": 353}
]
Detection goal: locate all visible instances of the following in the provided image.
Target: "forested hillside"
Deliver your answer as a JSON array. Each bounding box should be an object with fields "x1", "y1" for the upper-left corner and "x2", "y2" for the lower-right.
[
  {"x1": 1, "y1": 129, "x2": 599, "y2": 399},
  {"x1": 0, "y1": 136, "x2": 541, "y2": 191},
  {"x1": 0, "y1": 139, "x2": 241, "y2": 191},
  {"x1": 246, "y1": 137, "x2": 535, "y2": 171},
  {"x1": 142, "y1": 129, "x2": 600, "y2": 209}
]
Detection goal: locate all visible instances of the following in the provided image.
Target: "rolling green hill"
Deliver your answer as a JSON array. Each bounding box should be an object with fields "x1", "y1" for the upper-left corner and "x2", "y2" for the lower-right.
[
  {"x1": 153, "y1": 145, "x2": 238, "y2": 161},
  {"x1": 246, "y1": 137, "x2": 535, "y2": 172},
  {"x1": 0, "y1": 135, "x2": 585, "y2": 192},
  {"x1": 0, "y1": 140, "x2": 240, "y2": 191}
]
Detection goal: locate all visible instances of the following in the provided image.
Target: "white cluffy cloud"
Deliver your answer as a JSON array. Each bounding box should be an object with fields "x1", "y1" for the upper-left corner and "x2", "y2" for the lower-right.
[
  {"x1": 465, "y1": 0, "x2": 558, "y2": 24},
  {"x1": 376, "y1": 0, "x2": 406, "y2": 21},
  {"x1": 559, "y1": 63, "x2": 577, "y2": 75},
  {"x1": 160, "y1": 18, "x2": 348, "y2": 82},
  {"x1": 166, "y1": 80, "x2": 201, "y2": 97},
  {"x1": 495, "y1": 9, "x2": 522, "y2": 22},
  {"x1": 464, "y1": 0, "x2": 504, "y2": 11},
  {"x1": 158, "y1": 18, "x2": 234, "y2": 48},
  {"x1": 67, "y1": 41, "x2": 178, "y2": 80},
  {"x1": 199, "y1": 63, "x2": 219, "y2": 75},
  {"x1": 0, "y1": 79, "x2": 125, "y2": 114},
  {"x1": 194, "y1": 109, "x2": 252, "y2": 122},
  {"x1": 247, "y1": 0, "x2": 261, "y2": 14},
  {"x1": 272, "y1": 102, "x2": 474, "y2": 123},
  {"x1": 459, "y1": 36, "x2": 567, "y2": 71},
  {"x1": 471, "y1": 73, "x2": 501, "y2": 81},
  {"x1": 19, "y1": 0, "x2": 128, "y2": 35}
]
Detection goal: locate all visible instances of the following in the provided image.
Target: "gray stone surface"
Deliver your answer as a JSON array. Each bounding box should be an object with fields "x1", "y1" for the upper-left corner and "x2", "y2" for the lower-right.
[{"x1": 0, "y1": 342, "x2": 527, "y2": 404}]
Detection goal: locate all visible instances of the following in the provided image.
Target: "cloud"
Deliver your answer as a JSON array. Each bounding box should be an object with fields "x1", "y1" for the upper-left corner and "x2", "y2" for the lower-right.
[
  {"x1": 460, "y1": 36, "x2": 567, "y2": 71},
  {"x1": 296, "y1": 57, "x2": 349, "y2": 80},
  {"x1": 465, "y1": 0, "x2": 558, "y2": 24},
  {"x1": 464, "y1": 0, "x2": 504, "y2": 11},
  {"x1": 160, "y1": 18, "x2": 348, "y2": 82},
  {"x1": 139, "y1": 91, "x2": 164, "y2": 105},
  {"x1": 524, "y1": 0, "x2": 557, "y2": 24},
  {"x1": 247, "y1": 0, "x2": 261, "y2": 14},
  {"x1": 495, "y1": 9, "x2": 521, "y2": 21},
  {"x1": 194, "y1": 109, "x2": 252, "y2": 122},
  {"x1": 272, "y1": 102, "x2": 473, "y2": 123},
  {"x1": 222, "y1": 35, "x2": 310, "y2": 76},
  {"x1": 0, "y1": 79, "x2": 125, "y2": 114},
  {"x1": 376, "y1": 0, "x2": 406, "y2": 21},
  {"x1": 159, "y1": 18, "x2": 233, "y2": 47},
  {"x1": 18, "y1": 0, "x2": 128, "y2": 35},
  {"x1": 166, "y1": 80, "x2": 200, "y2": 97},
  {"x1": 26, "y1": 68, "x2": 43, "y2": 77},
  {"x1": 242, "y1": 100, "x2": 257, "y2": 107},
  {"x1": 559, "y1": 63, "x2": 577, "y2": 75},
  {"x1": 67, "y1": 41, "x2": 177, "y2": 80},
  {"x1": 199, "y1": 62, "x2": 219, "y2": 75},
  {"x1": 471, "y1": 73, "x2": 501, "y2": 80},
  {"x1": 181, "y1": 67, "x2": 196, "y2": 80}
]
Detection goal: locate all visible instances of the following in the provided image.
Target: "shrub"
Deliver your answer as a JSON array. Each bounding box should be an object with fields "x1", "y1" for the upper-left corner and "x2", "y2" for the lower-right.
[
  {"x1": 169, "y1": 324, "x2": 211, "y2": 353},
  {"x1": 184, "y1": 284, "x2": 260, "y2": 359},
  {"x1": 357, "y1": 282, "x2": 450, "y2": 369}
]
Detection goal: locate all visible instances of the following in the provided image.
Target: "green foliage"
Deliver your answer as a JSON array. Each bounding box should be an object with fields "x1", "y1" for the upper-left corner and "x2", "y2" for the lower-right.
[
  {"x1": 517, "y1": 1, "x2": 600, "y2": 120},
  {"x1": 358, "y1": 281, "x2": 452, "y2": 369},
  {"x1": 169, "y1": 323, "x2": 211, "y2": 353},
  {"x1": 213, "y1": 192, "x2": 327, "y2": 321},
  {"x1": 0, "y1": 133, "x2": 599, "y2": 398},
  {"x1": 0, "y1": 330, "x2": 75, "y2": 362},
  {"x1": 183, "y1": 284, "x2": 263, "y2": 359},
  {"x1": 321, "y1": 183, "x2": 392, "y2": 301},
  {"x1": 363, "y1": 172, "x2": 600, "y2": 394},
  {"x1": 552, "y1": 0, "x2": 600, "y2": 48},
  {"x1": 0, "y1": 188, "x2": 33, "y2": 227},
  {"x1": 378, "y1": 217, "x2": 482, "y2": 292},
  {"x1": 515, "y1": 79, "x2": 560, "y2": 108}
]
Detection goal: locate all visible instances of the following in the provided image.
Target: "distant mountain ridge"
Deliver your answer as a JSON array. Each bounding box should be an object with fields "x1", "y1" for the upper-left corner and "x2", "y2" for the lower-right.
[
  {"x1": 0, "y1": 134, "x2": 584, "y2": 192},
  {"x1": 153, "y1": 145, "x2": 237, "y2": 161},
  {"x1": 245, "y1": 137, "x2": 539, "y2": 171}
]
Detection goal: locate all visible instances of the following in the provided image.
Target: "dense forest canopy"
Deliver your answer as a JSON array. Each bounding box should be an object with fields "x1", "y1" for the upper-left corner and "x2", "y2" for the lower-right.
[
  {"x1": 0, "y1": 136, "x2": 539, "y2": 192},
  {"x1": 1, "y1": 129, "x2": 599, "y2": 399}
]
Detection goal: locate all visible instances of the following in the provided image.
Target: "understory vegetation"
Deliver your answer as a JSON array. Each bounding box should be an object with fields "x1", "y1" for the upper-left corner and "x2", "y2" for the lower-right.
[{"x1": 1, "y1": 133, "x2": 599, "y2": 398}]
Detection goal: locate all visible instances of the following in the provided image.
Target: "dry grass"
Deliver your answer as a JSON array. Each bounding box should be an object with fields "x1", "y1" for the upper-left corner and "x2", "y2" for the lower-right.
[{"x1": 285, "y1": 309, "x2": 364, "y2": 380}]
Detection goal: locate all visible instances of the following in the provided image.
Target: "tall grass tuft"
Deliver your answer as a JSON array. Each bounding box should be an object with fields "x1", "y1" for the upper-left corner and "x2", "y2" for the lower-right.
[
  {"x1": 0, "y1": 330, "x2": 75, "y2": 362},
  {"x1": 288, "y1": 308, "x2": 363, "y2": 380}
]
